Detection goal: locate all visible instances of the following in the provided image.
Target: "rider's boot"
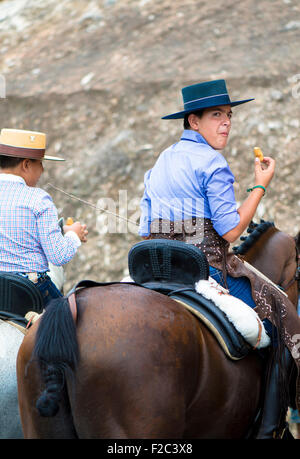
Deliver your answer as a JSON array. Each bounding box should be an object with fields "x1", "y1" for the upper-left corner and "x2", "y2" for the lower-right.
[{"x1": 256, "y1": 347, "x2": 295, "y2": 439}]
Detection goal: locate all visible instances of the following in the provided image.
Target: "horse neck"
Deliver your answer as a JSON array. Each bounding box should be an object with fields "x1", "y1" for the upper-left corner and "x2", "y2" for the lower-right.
[
  {"x1": 241, "y1": 226, "x2": 279, "y2": 268},
  {"x1": 241, "y1": 226, "x2": 298, "y2": 303}
]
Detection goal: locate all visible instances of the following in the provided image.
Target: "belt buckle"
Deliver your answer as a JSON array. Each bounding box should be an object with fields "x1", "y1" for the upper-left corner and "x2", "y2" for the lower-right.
[{"x1": 27, "y1": 272, "x2": 38, "y2": 283}]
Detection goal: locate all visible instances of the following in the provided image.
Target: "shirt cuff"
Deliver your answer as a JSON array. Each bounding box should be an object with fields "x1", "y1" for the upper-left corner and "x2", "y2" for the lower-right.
[
  {"x1": 138, "y1": 217, "x2": 151, "y2": 236},
  {"x1": 213, "y1": 211, "x2": 240, "y2": 236},
  {"x1": 64, "y1": 231, "x2": 81, "y2": 248}
]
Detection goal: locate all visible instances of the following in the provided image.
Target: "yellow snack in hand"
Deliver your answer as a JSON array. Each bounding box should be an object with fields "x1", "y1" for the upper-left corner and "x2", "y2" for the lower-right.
[
  {"x1": 254, "y1": 147, "x2": 264, "y2": 162},
  {"x1": 66, "y1": 217, "x2": 74, "y2": 225}
]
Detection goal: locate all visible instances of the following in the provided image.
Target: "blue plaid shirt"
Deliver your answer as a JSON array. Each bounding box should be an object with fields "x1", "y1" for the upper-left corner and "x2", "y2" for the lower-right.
[
  {"x1": 0, "y1": 174, "x2": 80, "y2": 272},
  {"x1": 139, "y1": 130, "x2": 240, "y2": 236}
]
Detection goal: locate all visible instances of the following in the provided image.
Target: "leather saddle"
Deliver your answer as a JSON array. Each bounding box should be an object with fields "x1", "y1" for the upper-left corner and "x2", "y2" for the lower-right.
[
  {"x1": 128, "y1": 239, "x2": 253, "y2": 359},
  {"x1": 0, "y1": 272, "x2": 44, "y2": 317},
  {"x1": 128, "y1": 239, "x2": 209, "y2": 289}
]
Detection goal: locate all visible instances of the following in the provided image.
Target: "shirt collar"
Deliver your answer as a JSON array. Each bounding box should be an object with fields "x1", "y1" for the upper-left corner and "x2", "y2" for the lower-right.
[
  {"x1": 0, "y1": 173, "x2": 26, "y2": 184},
  {"x1": 180, "y1": 129, "x2": 209, "y2": 146}
]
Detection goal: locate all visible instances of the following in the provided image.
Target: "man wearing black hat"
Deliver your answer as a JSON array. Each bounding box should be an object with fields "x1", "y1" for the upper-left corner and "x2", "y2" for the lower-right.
[
  {"x1": 139, "y1": 79, "x2": 273, "y2": 243},
  {"x1": 139, "y1": 80, "x2": 299, "y2": 439}
]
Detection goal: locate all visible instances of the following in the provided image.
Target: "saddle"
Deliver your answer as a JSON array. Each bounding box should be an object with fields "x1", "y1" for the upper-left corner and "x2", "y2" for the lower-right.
[
  {"x1": 128, "y1": 239, "x2": 254, "y2": 359},
  {"x1": 0, "y1": 272, "x2": 44, "y2": 317},
  {"x1": 0, "y1": 310, "x2": 30, "y2": 334},
  {"x1": 128, "y1": 239, "x2": 209, "y2": 290}
]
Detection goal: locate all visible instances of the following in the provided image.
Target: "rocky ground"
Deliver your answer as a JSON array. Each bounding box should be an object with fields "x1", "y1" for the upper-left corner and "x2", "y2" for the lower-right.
[{"x1": 0, "y1": 0, "x2": 300, "y2": 289}]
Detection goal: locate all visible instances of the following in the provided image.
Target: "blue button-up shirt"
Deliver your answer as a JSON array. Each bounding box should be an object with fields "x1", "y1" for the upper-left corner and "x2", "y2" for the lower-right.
[{"x1": 139, "y1": 129, "x2": 240, "y2": 236}]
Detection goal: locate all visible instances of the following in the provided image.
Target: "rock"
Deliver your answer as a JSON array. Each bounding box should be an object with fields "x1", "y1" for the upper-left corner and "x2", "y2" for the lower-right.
[
  {"x1": 80, "y1": 72, "x2": 95, "y2": 87},
  {"x1": 270, "y1": 89, "x2": 283, "y2": 101},
  {"x1": 284, "y1": 21, "x2": 300, "y2": 31}
]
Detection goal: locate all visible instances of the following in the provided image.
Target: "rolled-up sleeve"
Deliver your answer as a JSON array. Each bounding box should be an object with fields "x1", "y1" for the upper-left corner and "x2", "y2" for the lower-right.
[
  {"x1": 138, "y1": 170, "x2": 152, "y2": 236},
  {"x1": 204, "y1": 156, "x2": 240, "y2": 236},
  {"x1": 35, "y1": 194, "x2": 80, "y2": 266}
]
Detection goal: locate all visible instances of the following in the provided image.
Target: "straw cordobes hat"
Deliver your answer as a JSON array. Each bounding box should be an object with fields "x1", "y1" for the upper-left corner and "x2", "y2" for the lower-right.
[{"x1": 0, "y1": 129, "x2": 64, "y2": 161}]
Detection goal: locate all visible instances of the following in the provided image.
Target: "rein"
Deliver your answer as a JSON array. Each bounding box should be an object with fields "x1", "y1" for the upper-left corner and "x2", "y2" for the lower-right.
[{"x1": 47, "y1": 183, "x2": 139, "y2": 227}]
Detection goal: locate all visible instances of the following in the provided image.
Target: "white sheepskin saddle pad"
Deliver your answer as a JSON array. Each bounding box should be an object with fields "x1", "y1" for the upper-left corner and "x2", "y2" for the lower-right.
[{"x1": 195, "y1": 277, "x2": 270, "y2": 349}]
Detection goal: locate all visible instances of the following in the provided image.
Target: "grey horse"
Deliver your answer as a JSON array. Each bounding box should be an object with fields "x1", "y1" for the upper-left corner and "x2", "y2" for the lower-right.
[{"x1": 0, "y1": 320, "x2": 24, "y2": 438}]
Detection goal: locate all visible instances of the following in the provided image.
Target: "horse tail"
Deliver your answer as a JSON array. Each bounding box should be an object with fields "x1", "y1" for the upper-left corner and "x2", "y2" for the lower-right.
[{"x1": 32, "y1": 297, "x2": 79, "y2": 417}]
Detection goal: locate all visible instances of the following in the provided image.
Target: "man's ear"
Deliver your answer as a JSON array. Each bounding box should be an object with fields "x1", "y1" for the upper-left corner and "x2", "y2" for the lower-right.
[
  {"x1": 188, "y1": 113, "x2": 200, "y2": 130},
  {"x1": 21, "y1": 158, "x2": 31, "y2": 171}
]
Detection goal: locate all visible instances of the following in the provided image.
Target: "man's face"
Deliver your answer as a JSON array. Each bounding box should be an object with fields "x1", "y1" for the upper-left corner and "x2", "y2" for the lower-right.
[
  {"x1": 189, "y1": 105, "x2": 232, "y2": 150},
  {"x1": 25, "y1": 159, "x2": 44, "y2": 187}
]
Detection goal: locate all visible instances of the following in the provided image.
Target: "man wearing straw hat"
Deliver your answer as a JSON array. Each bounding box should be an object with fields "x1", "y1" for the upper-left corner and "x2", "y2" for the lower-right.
[{"x1": 0, "y1": 128, "x2": 88, "y2": 306}]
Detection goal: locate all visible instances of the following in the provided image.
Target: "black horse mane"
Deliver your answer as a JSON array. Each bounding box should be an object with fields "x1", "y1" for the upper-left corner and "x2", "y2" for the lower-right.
[{"x1": 232, "y1": 219, "x2": 275, "y2": 255}]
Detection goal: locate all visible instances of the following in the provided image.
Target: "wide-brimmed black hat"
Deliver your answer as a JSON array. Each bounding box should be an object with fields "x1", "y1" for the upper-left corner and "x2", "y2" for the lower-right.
[{"x1": 162, "y1": 79, "x2": 254, "y2": 120}]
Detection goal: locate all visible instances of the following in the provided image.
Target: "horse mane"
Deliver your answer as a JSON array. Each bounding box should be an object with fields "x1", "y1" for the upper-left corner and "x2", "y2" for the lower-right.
[{"x1": 232, "y1": 219, "x2": 275, "y2": 255}]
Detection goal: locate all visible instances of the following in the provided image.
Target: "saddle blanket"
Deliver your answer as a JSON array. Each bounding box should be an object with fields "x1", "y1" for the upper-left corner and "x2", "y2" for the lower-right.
[
  {"x1": 0, "y1": 310, "x2": 41, "y2": 335},
  {"x1": 122, "y1": 275, "x2": 271, "y2": 350}
]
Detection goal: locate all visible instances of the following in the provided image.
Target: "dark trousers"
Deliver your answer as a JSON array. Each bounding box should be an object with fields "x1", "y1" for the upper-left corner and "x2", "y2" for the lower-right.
[
  {"x1": 15, "y1": 272, "x2": 63, "y2": 308},
  {"x1": 35, "y1": 275, "x2": 63, "y2": 307},
  {"x1": 209, "y1": 266, "x2": 275, "y2": 340}
]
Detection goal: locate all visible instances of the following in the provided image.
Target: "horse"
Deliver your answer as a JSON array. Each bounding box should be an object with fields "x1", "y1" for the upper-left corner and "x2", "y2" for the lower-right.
[
  {"x1": 0, "y1": 320, "x2": 24, "y2": 439},
  {"x1": 233, "y1": 220, "x2": 300, "y2": 307},
  {"x1": 16, "y1": 221, "x2": 300, "y2": 439}
]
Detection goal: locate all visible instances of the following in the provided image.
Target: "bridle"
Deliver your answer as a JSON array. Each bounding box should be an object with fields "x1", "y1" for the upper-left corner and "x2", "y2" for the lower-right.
[{"x1": 282, "y1": 245, "x2": 300, "y2": 294}]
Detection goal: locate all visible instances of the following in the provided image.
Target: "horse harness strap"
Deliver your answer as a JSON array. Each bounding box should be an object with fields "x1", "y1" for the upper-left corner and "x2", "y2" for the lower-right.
[
  {"x1": 66, "y1": 280, "x2": 142, "y2": 324},
  {"x1": 68, "y1": 292, "x2": 77, "y2": 322}
]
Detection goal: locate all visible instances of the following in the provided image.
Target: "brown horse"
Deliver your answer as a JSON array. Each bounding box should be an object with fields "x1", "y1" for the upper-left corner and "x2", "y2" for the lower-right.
[
  {"x1": 233, "y1": 220, "x2": 300, "y2": 307},
  {"x1": 16, "y1": 222, "x2": 300, "y2": 439}
]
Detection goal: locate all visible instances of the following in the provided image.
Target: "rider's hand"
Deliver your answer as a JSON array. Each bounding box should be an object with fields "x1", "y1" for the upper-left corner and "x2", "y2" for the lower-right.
[
  {"x1": 254, "y1": 156, "x2": 275, "y2": 189},
  {"x1": 64, "y1": 221, "x2": 88, "y2": 243}
]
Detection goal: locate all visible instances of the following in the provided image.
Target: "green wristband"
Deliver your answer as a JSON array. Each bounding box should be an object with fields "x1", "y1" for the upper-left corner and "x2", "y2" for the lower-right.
[{"x1": 247, "y1": 185, "x2": 266, "y2": 195}]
